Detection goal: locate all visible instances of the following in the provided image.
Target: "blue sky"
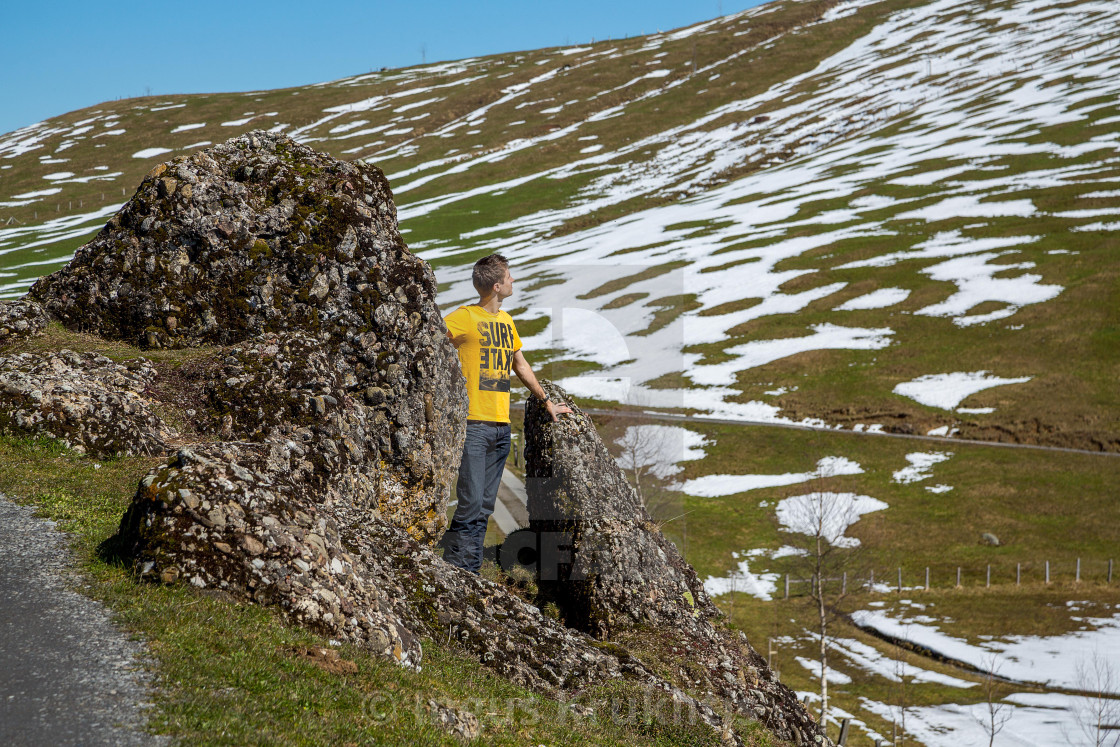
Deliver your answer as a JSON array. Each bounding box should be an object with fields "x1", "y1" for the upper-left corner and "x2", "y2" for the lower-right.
[{"x1": 1, "y1": 0, "x2": 769, "y2": 136}]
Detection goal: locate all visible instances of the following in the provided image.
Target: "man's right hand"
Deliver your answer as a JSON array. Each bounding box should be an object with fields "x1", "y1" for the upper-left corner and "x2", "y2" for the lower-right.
[{"x1": 545, "y1": 400, "x2": 573, "y2": 422}]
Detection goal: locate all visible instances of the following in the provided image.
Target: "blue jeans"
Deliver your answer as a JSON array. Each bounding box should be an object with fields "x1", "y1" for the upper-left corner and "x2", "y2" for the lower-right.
[{"x1": 443, "y1": 421, "x2": 511, "y2": 573}]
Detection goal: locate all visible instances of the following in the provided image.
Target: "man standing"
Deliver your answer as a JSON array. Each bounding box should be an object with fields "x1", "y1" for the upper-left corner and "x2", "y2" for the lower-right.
[{"x1": 442, "y1": 254, "x2": 571, "y2": 573}]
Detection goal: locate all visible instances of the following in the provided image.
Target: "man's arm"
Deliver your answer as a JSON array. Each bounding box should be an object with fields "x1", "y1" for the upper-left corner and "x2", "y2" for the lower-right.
[
  {"x1": 444, "y1": 308, "x2": 470, "y2": 349},
  {"x1": 511, "y1": 350, "x2": 572, "y2": 421}
]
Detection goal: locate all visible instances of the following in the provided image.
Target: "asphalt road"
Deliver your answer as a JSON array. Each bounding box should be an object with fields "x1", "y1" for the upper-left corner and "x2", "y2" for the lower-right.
[{"x1": 0, "y1": 493, "x2": 160, "y2": 746}]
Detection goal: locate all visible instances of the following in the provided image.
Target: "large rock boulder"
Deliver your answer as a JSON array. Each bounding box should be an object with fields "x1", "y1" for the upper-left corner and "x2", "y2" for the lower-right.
[
  {"x1": 29, "y1": 132, "x2": 465, "y2": 540},
  {"x1": 112, "y1": 445, "x2": 424, "y2": 666},
  {"x1": 32, "y1": 132, "x2": 404, "y2": 352},
  {"x1": 524, "y1": 380, "x2": 826, "y2": 746}
]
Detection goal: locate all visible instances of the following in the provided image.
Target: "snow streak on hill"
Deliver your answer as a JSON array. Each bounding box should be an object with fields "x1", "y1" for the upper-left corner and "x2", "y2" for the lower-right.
[{"x1": 423, "y1": 0, "x2": 1120, "y2": 425}]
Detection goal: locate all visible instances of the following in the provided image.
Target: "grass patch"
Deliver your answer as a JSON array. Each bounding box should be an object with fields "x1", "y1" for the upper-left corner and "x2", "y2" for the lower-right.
[{"x1": 577, "y1": 261, "x2": 688, "y2": 300}]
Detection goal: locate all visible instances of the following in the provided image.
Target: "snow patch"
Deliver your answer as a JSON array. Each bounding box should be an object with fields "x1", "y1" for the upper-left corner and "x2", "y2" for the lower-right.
[
  {"x1": 835, "y1": 287, "x2": 910, "y2": 310},
  {"x1": 702, "y1": 549, "x2": 778, "y2": 600},
  {"x1": 852, "y1": 608, "x2": 1120, "y2": 694},
  {"x1": 894, "y1": 371, "x2": 1031, "y2": 411},
  {"x1": 614, "y1": 425, "x2": 708, "y2": 479},
  {"x1": 132, "y1": 147, "x2": 172, "y2": 159},
  {"x1": 775, "y1": 492, "x2": 887, "y2": 547},
  {"x1": 892, "y1": 451, "x2": 952, "y2": 484},
  {"x1": 11, "y1": 188, "x2": 62, "y2": 199},
  {"x1": 676, "y1": 456, "x2": 864, "y2": 497}
]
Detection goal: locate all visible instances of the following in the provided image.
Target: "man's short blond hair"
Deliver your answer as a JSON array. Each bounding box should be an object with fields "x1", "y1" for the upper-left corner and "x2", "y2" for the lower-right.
[{"x1": 472, "y1": 254, "x2": 509, "y2": 294}]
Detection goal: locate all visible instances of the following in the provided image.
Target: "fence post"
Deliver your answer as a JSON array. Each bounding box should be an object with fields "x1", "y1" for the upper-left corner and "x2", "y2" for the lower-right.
[
  {"x1": 956, "y1": 567, "x2": 961, "y2": 588},
  {"x1": 925, "y1": 567, "x2": 930, "y2": 591},
  {"x1": 1045, "y1": 560, "x2": 1050, "y2": 584},
  {"x1": 1076, "y1": 558, "x2": 1081, "y2": 583},
  {"x1": 837, "y1": 717, "x2": 851, "y2": 746},
  {"x1": 842, "y1": 571, "x2": 847, "y2": 596},
  {"x1": 897, "y1": 567, "x2": 902, "y2": 593},
  {"x1": 1017, "y1": 562, "x2": 1021, "y2": 586},
  {"x1": 785, "y1": 574, "x2": 790, "y2": 599},
  {"x1": 986, "y1": 564, "x2": 991, "y2": 588},
  {"x1": 869, "y1": 569, "x2": 875, "y2": 591}
]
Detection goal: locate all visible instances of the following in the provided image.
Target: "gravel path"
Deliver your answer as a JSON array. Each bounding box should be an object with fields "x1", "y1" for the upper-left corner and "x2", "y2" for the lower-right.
[{"x1": 0, "y1": 492, "x2": 161, "y2": 746}]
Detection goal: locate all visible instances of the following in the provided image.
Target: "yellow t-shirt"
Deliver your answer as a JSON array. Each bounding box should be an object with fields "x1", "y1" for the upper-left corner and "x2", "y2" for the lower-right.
[{"x1": 444, "y1": 305, "x2": 523, "y2": 423}]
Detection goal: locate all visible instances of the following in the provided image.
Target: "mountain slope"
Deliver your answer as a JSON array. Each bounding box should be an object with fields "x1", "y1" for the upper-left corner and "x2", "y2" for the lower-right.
[{"x1": 2, "y1": 0, "x2": 1119, "y2": 449}]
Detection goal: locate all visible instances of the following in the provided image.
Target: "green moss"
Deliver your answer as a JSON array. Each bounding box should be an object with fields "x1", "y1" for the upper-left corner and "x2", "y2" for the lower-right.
[{"x1": 249, "y1": 239, "x2": 273, "y2": 261}]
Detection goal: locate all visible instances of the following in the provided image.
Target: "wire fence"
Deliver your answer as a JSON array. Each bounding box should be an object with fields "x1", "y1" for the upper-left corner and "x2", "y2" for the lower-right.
[{"x1": 779, "y1": 558, "x2": 1116, "y2": 598}]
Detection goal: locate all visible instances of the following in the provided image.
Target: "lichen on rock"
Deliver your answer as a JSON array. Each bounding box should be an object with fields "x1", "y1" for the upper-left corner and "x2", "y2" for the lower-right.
[
  {"x1": 0, "y1": 299, "x2": 49, "y2": 349},
  {"x1": 0, "y1": 349, "x2": 173, "y2": 457}
]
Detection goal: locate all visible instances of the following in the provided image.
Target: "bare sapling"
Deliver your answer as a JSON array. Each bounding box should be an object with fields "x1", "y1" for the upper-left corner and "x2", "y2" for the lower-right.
[
  {"x1": 973, "y1": 651, "x2": 1013, "y2": 747},
  {"x1": 1069, "y1": 652, "x2": 1120, "y2": 747},
  {"x1": 783, "y1": 461, "x2": 863, "y2": 723}
]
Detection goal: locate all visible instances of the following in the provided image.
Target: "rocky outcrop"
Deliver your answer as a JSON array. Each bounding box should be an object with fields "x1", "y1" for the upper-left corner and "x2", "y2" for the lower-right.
[
  {"x1": 525, "y1": 380, "x2": 827, "y2": 746},
  {"x1": 2, "y1": 133, "x2": 820, "y2": 745},
  {"x1": 0, "y1": 350, "x2": 173, "y2": 457},
  {"x1": 111, "y1": 445, "x2": 424, "y2": 666},
  {"x1": 29, "y1": 131, "x2": 465, "y2": 539},
  {"x1": 108, "y1": 441, "x2": 749, "y2": 742},
  {"x1": 0, "y1": 299, "x2": 49, "y2": 348}
]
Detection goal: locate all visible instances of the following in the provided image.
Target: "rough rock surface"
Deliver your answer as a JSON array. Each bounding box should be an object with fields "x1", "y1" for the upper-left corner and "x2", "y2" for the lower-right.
[
  {"x1": 201, "y1": 332, "x2": 448, "y2": 538},
  {"x1": 525, "y1": 380, "x2": 827, "y2": 746},
  {"x1": 107, "y1": 443, "x2": 748, "y2": 742},
  {"x1": 110, "y1": 445, "x2": 424, "y2": 667},
  {"x1": 0, "y1": 299, "x2": 49, "y2": 348},
  {"x1": 32, "y1": 131, "x2": 409, "y2": 352},
  {"x1": 29, "y1": 131, "x2": 465, "y2": 539},
  {"x1": 0, "y1": 350, "x2": 173, "y2": 457}
]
